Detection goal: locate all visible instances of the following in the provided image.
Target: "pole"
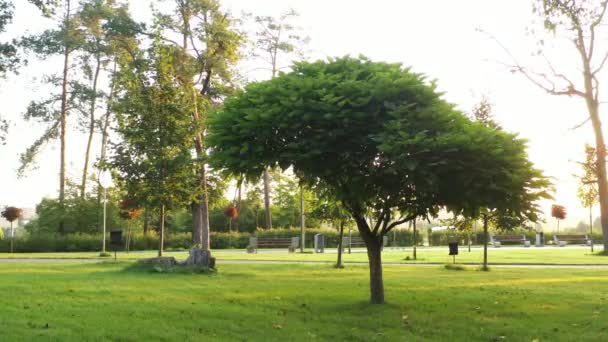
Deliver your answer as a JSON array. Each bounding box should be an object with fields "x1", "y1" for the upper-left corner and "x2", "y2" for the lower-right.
[
  {"x1": 102, "y1": 187, "x2": 107, "y2": 253},
  {"x1": 10, "y1": 221, "x2": 14, "y2": 253},
  {"x1": 348, "y1": 227, "x2": 352, "y2": 254},
  {"x1": 159, "y1": 205, "x2": 165, "y2": 257}
]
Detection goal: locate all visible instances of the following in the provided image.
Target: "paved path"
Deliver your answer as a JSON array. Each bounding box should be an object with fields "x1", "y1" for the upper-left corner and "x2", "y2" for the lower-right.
[{"x1": 217, "y1": 259, "x2": 608, "y2": 268}]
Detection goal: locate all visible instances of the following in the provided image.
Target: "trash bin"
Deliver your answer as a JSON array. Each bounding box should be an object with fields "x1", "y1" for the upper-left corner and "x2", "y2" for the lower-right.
[
  {"x1": 314, "y1": 234, "x2": 325, "y2": 253},
  {"x1": 448, "y1": 242, "x2": 458, "y2": 264},
  {"x1": 448, "y1": 242, "x2": 458, "y2": 256},
  {"x1": 110, "y1": 230, "x2": 123, "y2": 247},
  {"x1": 535, "y1": 232, "x2": 544, "y2": 247}
]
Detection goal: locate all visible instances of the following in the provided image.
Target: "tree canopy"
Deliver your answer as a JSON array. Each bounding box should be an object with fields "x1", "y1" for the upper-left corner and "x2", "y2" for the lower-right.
[{"x1": 209, "y1": 56, "x2": 551, "y2": 303}]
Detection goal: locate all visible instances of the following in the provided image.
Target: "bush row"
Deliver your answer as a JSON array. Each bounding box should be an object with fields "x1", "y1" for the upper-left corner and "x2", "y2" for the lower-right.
[
  {"x1": 0, "y1": 228, "x2": 425, "y2": 252},
  {"x1": 428, "y1": 229, "x2": 605, "y2": 246},
  {"x1": 0, "y1": 228, "x2": 602, "y2": 252}
]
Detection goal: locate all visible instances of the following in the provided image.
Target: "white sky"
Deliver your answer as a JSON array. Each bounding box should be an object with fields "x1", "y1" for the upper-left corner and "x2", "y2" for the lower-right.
[{"x1": 0, "y1": 0, "x2": 602, "y2": 229}]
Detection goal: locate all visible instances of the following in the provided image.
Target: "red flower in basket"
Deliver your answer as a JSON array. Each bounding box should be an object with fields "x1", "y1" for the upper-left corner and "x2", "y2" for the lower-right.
[{"x1": 224, "y1": 206, "x2": 238, "y2": 219}]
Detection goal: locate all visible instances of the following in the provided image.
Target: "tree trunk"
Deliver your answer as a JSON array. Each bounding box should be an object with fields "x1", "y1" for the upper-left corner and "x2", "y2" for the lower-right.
[
  {"x1": 58, "y1": 0, "x2": 71, "y2": 234},
  {"x1": 590, "y1": 206, "x2": 594, "y2": 252},
  {"x1": 336, "y1": 221, "x2": 344, "y2": 268},
  {"x1": 366, "y1": 240, "x2": 384, "y2": 304},
  {"x1": 354, "y1": 215, "x2": 385, "y2": 304},
  {"x1": 81, "y1": 53, "x2": 102, "y2": 199},
  {"x1": 143, "y1": 208, "x2": 149, "y2": 236},
  {"x1": 234, "y1": 183, "x2": 242, "y2": 232},
  {"x1": 482, "y1": 215, "x2": 489, "y2": 270},
  {"x1": 579, "y1": 46, "x2": 608, "y2": 252},
  {"x1": 158, "y1": 205, "x2": 165, "y2": 257},
  {"x1": 263, "y1": 168, "x2": 272, "y2": 229},
  {"x1": 300, "y1": 185, "x2": 305, "y2": 252},
  {"x1": 192, "y1": 202, "x2": 202, "y2": 246},
  {"x1": 589, "y1": 106, "x2": 608, "y2": 252},
  {"x1": 413, "y1": 219, "x2": 417, "y2": 260},
  {"x1": 200, "y1": 167, "x2": 210, "y2": 251}
]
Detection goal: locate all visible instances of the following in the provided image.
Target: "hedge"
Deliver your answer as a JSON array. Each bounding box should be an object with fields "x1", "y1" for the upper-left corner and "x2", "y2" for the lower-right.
[
  {"x1": 0, "y1": 228, "x2": 423, "y2": 252},
  {"x1": 428, "y1": 229, "x2": 605, "y2": 246},
  {"x1": 0, "y1": 228, "x2": 601, "y2": 252}
]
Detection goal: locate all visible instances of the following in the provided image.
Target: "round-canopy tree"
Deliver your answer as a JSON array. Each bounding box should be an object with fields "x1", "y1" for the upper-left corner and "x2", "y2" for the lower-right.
[
  {"x1": 2, "y1": 206, "x2": 23, "y2": 253},
  {"x1": 209, "y1": 56, "x2": 550, "y2": 304}
]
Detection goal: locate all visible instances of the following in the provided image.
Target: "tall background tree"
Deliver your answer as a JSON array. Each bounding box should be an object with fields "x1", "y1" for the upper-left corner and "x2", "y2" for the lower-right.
[
  {"x1": 489, "y1": 0, "x2": 608, "y2": 251},
  {"x1": 252, "y1": 8, "x2": 308, "y2": 229},
  {"x1": 20, "y1": 0, "x2": 80, "y2": 234},
  {"x1": 209, "y1": 56, "x2": 551, "y2": 303},
  {"x1": 112, "y1": 39, "x2": 202, "y2": 257},
  {"x1": 156, "y1": 0, "x2": 243, "y2": 251}
]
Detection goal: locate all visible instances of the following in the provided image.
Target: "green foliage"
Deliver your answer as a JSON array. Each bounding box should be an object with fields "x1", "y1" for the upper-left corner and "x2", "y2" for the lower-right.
[
  {"x1": 209, "y1": 56, "x2": 551, "y2": 237},
  {"x1": 26, "y1": 196, "x2": 123, "y2": 235},
  {"x1": 0, "y1": 0, "x2": 22, "y2": 144},
  {"x1": 577, "y1": 144, "x2": 599, "y2": 209},
  {"x1": 0, "y1": 0, "x2": 21, "y2": 76},
  {"x1": 111, "y1": 41, "x2": 202, "y2": 212}
]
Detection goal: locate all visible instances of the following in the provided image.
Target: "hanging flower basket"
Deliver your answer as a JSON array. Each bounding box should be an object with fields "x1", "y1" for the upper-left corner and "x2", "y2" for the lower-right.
[{"x1": 224, "y1": 206, "x2": 238, "y2": 219}]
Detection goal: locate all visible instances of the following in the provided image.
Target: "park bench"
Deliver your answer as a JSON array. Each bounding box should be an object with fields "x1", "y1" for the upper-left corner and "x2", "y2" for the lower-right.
[
  {"x1": 553, "y1": 234, "x2": 591, "y2": 247},
  {"x1": 247, "y1": 237, "x2": 299, "y2": 253},
  {"x1": 341, "y1": 236, "x2": 388, "y2": 250},
  {"x1": 490, "y1": 234, "x2": 530, "y2": 247}
]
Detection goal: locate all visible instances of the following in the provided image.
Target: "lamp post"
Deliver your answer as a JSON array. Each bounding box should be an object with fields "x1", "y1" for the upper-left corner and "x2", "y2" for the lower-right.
[{"x1": 99, "y1": 170, "x2": 114, "y2": 253}]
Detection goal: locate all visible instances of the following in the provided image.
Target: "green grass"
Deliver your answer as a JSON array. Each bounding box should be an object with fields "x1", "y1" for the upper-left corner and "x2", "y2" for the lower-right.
[
  {"x1": 1, "y1": 246, "x2": 606, "y2": 265},
  {"x1": 0, "y1": 261, "x2": 607, "y2": 341}
]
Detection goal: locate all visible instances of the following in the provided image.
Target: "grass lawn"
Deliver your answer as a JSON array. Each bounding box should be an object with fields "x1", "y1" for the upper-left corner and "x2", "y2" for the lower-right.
[
  {"x1": 0, "y1": 262, "x2": 607, "y2": 341},
  {"x1": 1, "y1": 246, "x2": 607, "y2": 265}
]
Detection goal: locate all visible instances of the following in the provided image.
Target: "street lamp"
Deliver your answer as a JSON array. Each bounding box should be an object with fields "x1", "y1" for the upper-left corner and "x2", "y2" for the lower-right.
[{"x1": 99, "y1": 170, "x2": 114, "y2": 253}]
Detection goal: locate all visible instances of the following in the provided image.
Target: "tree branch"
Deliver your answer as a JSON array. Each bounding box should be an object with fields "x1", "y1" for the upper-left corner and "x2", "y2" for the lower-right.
[
  {"x1": 570, "y1": 117, "x2": 591, "y2": 130},
  {"x1": 592, "y1": 51, "x2": 608, "y2": 75},
  {"x1": 479, "y1": 29, "x2": 585, "y2": 98},
  {"x1": 382, "y1": 213, "x2": 417, "y2": 236}
]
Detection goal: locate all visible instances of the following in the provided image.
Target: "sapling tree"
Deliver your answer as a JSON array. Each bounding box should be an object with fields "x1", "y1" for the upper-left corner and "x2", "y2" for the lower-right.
[
  {"x1": 1, "y1": 206, "x2": 23, "y2": 253},
  {"x1": 577, "y1": 144, "x2": 599, "y2": 251},
  {"x1": 209, "y1": 56, "x2": 551, "y2": 303},
  {"x1": 119, "y1": 199, "x2": 143, "y2": 253},
  {"x1": 111, "y1": 40, "x2": 202, "y2": 257},
  {"x1": 551, "y1": 204, "x2": 567, "y2": 233}
]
